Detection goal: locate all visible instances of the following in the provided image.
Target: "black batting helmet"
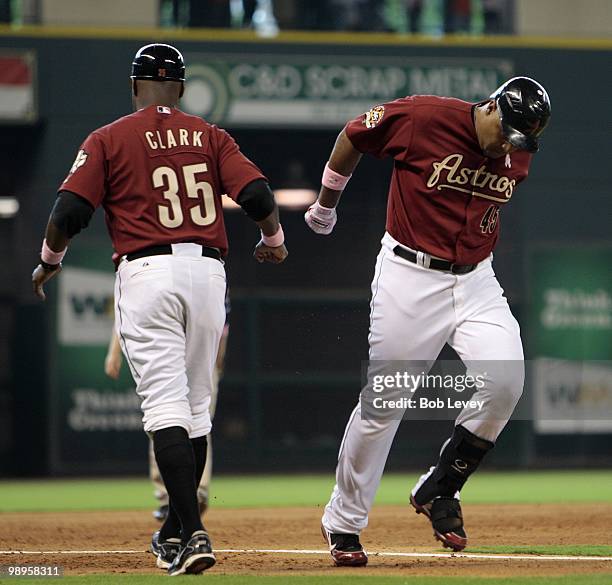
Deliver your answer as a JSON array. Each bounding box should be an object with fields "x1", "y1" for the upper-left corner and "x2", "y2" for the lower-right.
[
  {"x1": 131, "y1": 43, "x2": 185, "y2": 82},
  {"x1": 490, "y1": 76, "x2": 551, "y2": 153}
]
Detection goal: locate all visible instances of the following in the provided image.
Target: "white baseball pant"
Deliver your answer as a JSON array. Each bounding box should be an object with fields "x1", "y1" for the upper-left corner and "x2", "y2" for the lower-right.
[
  {"x1": 114, "y1": 243, "x2": 226, "y2": 439},
  {"x1": 323, "y1": 232, "x2": 524, "y2": 534}
]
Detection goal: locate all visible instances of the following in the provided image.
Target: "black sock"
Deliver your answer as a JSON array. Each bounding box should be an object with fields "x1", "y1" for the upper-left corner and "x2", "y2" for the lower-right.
[
  {"x1": 162, "y1": 436, "x2": 208, "y2": 540},
  {"x1": 191, "y1": 435, "x2": 207, "y2": 492},
  {"x1": 161, "y1": 502, "x2": 181, "y2": 542},
  {"x1": 153, "y1": 426, "x2": 203, "y2": 542}
]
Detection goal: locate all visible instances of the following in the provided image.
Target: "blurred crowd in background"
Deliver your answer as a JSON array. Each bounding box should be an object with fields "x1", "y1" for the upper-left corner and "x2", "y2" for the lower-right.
[
  {"x1": 1, "y1": 0, "x2": 514, "y2": 36},
  {"x1": 159, "y1": 0, "x2": 513, "y2": 36}
]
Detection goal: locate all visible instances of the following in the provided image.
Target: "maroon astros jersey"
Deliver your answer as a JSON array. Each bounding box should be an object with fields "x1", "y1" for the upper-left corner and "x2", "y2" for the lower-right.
[
  {"x1": 60, "y1": 105, "x2": 265, "y2": 261},
  {"x1": 345, "y1": 96, "x2": 532, "y2": 264}
]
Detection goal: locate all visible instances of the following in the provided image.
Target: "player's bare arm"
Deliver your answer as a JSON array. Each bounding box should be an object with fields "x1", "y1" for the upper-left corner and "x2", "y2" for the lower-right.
[
  {"x1": 215, "y1": 324, "x2": 230, "y2": 375},
  {"x1": 236, "y1": 178, "x2": 288, "y2": 264},
  {"x1": 305, "y1": 129, "x2": 362, "y2": 235},
  {"x1": 253, "y1": 207, "x2": 288, "y2": 264},
  {"x1": 104, "y1": 329, "x2": 123, "y2": 380},
  {"x1": 32, "y1": 191, "x2": 94, "y2": 301}
]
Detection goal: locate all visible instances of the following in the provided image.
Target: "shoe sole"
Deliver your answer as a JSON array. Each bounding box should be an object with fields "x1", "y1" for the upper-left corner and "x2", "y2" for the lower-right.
[
  {"x1": 150, "y1": 542, "x2": 180, "y2": 570},
  {"x1": 155, "y1": 556, "x2": 171, "y2": 570},
  {"x1": 149, "y1": 544, "x2": 168, "y2": 570},
  {"x1": 320, "y1": 525, "x2": 368, "y2": 567},
  {"x1": 330, "y1": 552, "x2": 369, "y2": 567},
  {"x1": 409, "y1": 494, "x2": 467, "y2": 552},
  {"x1": 169, "y1": 553, "x2": 216, "y2": 576},
  {"x1": 433, "y1": 529, "x2": 467, "y2": 552}
]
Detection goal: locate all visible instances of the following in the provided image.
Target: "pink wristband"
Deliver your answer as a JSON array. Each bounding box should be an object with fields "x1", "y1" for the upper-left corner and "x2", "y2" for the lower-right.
[
  {"x1": 41, "y1": 239, "x2": 67, "y2": 265},
  {"x1": 261, "y1": 225, "x2": 284, "y2": 247},
  {"x1": 322, "y1": 162, "x2": 351, "y2": 191}
]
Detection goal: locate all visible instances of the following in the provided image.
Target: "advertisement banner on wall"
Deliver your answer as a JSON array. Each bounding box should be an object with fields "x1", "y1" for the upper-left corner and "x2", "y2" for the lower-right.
[
  {"x1": 529, "y1": 246, "x2": 612, "y2": 434},
  {"x1": 50, "y1": 259, "x2": 146, "y2": 474},
  {"x1": 533, "y1": 358, "x2": 612, "y2": 433},
  {"x1": 182, "y1": 53, "x2": 513, "y2": 128},
  {"x1": 0, "y1": 50, "x2": 37, "y2": 122}
]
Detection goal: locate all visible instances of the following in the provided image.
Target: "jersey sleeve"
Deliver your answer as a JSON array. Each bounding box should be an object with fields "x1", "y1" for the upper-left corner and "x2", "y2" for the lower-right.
[
  {"x1": 344, "y1": 97, "x2": 415, "y2": 160},
  {"x1": 214, "y1": 128, "x2": 266, "y2": 201},
  {"x1": 59, "y1": 131, "x2": 107, "y2": 208}
]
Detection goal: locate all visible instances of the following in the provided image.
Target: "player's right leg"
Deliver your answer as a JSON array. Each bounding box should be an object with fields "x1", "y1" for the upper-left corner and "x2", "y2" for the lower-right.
[
  {"x1": 183, "y1": 254, "x2": 226, "y2": 510},
  {"x1": 150, "y1": 367, "x2": 220, "y2": 521},
  {"x1": 159, "y1": 253, "x2": 225, "y2": 576},
  {"x1": 322, "y1": 233, "x2": 453, "y2": 565}
]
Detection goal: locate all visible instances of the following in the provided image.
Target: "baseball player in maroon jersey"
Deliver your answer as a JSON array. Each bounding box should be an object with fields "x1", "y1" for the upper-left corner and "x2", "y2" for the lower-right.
[
  {"x1": 32, "y1": 43, "x2": 287, "y2": 575},
  {"x1": 305, "y1": 77, "x2": 550, "y2": 566}
]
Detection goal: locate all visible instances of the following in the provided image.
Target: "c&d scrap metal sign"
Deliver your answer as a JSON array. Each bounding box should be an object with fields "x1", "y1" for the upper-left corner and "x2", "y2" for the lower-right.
[{"x1": 182, "y1": 54, "x2": 513, "y2": 128}]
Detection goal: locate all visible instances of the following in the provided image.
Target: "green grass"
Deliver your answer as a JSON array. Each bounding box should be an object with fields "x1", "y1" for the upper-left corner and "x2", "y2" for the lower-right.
[
  {"x1": 468, "y1": 545, "x2": 612, "y2": 557},
  {"x1": 0, "y1": 471, "x2": 611, "y2": 513},
  {"x1": 5, "y1": 575, "x2": 612, "y2": 585}
]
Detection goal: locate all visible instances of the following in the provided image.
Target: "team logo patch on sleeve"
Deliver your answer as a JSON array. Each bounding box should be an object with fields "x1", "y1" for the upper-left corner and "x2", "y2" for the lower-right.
[
  {"x1": 363, "y1": 105, "x2": 385, "y2": 129},
  {"x1": 67, "y1": 149, "x2": 88, "y2": 176}
]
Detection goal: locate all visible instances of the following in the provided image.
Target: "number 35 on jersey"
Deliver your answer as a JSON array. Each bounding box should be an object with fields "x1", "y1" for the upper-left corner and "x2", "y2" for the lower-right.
[{"x1": 152, "y1": 163, "x2": 216, "y2": 229}]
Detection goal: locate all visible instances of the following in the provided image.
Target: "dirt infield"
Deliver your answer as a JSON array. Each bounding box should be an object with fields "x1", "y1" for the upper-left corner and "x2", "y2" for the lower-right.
[{"x1": 1, "y1": 504, "x2": 611, "y2": 577}]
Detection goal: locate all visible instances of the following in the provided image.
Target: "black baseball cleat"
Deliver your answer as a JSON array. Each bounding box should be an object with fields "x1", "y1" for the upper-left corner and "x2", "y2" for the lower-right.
[
  {"x1": 149, "y1": 530, "x2": 181, "y2": 570},
  {"x1": 167, "y1": 530, "x2": 216, "y2": 576},
  {"x1": 321, "y1": 525, "x2": 368, "y2": 567},
  {"x1": 410, "y1": 494, "x2": 468, "y2": 551}
]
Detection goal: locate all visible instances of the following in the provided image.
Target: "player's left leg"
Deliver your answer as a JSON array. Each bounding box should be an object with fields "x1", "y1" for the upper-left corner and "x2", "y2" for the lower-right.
[
  {"x1": 450, "y1": 256, "x2": 524, "y2": 441},
  {"x1": 411, "y1": 256, "x2": 524, "y2": 550}
]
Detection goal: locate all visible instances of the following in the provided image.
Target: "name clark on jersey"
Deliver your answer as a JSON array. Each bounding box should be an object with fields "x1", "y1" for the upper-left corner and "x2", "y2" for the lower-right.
[
  {"x1": 145, "y1": 128, "x2": 204, "y2": 150},
  {"x1": 427, "y1": 153, "x2": 516, "y2": 201}
]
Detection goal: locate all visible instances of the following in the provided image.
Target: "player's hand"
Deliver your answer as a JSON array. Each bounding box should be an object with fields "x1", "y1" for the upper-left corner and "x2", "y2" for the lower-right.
[
  {"x1": 304, "y1": 201, "x2": 337, "y2": 235},
  {"x1": 253, "y1": 241, "x2": 288, "y2": 264},
  {"x1": 32, "y1": 263, "x2": 62, "y2": 301},
  {"x1": 104, "y1": 352, "x2": 122, "y2": 380}
]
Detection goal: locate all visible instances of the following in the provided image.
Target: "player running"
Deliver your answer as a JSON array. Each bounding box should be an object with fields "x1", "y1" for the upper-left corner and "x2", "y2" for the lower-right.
[{"x1": 305, "y1": 77, "x2": 550, "y2": 566}]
